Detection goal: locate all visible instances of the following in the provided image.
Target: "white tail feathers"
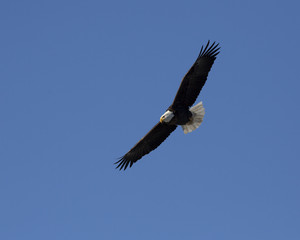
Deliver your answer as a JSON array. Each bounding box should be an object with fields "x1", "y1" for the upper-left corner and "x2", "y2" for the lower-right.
[{"x1": 181, "y1": 101, "x2": 205, "y2": 134}]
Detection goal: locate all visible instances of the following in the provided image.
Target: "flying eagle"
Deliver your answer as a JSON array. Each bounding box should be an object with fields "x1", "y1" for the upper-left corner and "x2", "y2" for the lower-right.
[{"x1": 116, "y1": 41, "x2": 220, "y2": 170}]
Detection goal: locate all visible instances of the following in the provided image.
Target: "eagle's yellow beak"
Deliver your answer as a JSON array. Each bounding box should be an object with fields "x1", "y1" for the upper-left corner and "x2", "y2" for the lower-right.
[{"x1": 160, "y1": 117, "x2": 164, "y2": 123}]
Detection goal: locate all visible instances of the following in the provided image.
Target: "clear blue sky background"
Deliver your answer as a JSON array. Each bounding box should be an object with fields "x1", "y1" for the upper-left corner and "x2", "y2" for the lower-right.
[{"x1": 1, "y1": 0, "x2": 299, "y2": 239}]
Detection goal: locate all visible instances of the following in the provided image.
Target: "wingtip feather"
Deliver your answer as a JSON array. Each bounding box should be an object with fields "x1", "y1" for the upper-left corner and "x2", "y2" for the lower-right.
[
  {"x1": 198, "y1": 41, "x2": 220, "y2": 58},
  {"x1": 115, "y1": 154, "x2": 135, "y2": 170}
]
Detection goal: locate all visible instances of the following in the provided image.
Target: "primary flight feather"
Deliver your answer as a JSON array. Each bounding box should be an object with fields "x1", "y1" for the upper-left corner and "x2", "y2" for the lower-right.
[{"x1": 116, "y1": 41, "x2": 220, "y2": 170}]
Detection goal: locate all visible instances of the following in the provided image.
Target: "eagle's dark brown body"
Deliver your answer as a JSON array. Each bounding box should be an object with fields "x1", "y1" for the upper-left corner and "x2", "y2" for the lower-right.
[{"x1": 167, "y1": 105, "x2": 192, "y2": 125}]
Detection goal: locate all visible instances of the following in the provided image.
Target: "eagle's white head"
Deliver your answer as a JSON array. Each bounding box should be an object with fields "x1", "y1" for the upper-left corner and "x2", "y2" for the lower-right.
[{"x1": 160, "y1": 110, "x2": 174, "y2": 123}]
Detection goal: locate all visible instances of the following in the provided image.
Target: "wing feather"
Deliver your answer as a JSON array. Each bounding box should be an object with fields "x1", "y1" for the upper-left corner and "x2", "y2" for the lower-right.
[
  {"x1": 171, "y1": 41, "x2": 220, "y2": 108},
  {"x1": 115, "y1": 123, "x2": 177, "y2": 170}
]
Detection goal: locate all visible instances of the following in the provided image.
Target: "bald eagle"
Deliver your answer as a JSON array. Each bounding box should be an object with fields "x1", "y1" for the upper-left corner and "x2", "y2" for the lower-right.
[{"x1": 116, "y1": 41, "x2": 220, "y2": 170}]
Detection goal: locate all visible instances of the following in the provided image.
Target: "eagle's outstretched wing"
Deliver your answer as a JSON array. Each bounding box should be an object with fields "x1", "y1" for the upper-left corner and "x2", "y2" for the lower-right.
[
  {"x1": 115, "y1": 123, "x2": 177, "y2": 170},
  {"x1": 171, "y1": 41, "x2": 220, "y2": 108}
]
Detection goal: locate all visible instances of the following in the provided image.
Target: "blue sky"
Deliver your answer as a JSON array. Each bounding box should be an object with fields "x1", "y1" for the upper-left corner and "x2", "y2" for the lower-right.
[{"x1": 1, "y1": 0, "x2": 300, "y2": 239}]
